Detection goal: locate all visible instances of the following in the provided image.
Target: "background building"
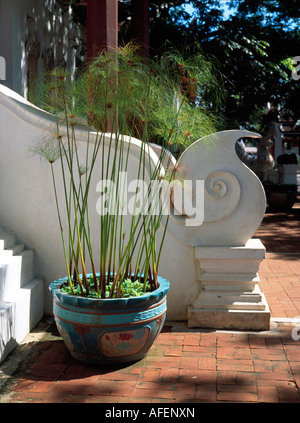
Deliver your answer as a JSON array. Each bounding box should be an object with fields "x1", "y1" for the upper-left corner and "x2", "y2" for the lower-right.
[{"x1": 0, "y1": 0, "x2": 86, "y2": 99}]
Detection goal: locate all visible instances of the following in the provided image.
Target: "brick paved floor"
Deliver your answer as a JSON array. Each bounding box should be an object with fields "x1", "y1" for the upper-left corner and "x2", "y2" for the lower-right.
[
  {"x1": 0, "y1": 200, "x2": 299, "y2": 404},
  {"x1": 1, "y1": 320, "x2": 299, "y2": 404},
  {"x1": 255, "y1": 201, "x2": 300, "y2": 318}
]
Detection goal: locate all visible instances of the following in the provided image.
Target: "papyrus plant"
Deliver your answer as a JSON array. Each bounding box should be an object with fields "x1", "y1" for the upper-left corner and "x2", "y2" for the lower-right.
[{"x1": 32, "y1": 43, "x2": 219, "y2": 298}]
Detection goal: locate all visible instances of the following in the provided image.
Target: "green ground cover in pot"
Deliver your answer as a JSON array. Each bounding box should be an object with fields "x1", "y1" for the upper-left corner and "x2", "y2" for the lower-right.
[{"x1": 60, "y1": 276, "x2": 152, "y2": 298}]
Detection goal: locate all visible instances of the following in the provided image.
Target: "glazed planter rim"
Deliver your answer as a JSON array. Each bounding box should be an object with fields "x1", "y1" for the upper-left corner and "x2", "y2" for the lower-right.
[{"x1": 49, "y1": 274, "x2": 170, "y2": 310}]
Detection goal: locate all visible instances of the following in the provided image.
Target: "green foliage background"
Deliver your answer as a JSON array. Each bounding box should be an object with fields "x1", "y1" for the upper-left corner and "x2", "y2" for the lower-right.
[{"x1": 117, "y1": 0, "x2": 300, "y2": 132}]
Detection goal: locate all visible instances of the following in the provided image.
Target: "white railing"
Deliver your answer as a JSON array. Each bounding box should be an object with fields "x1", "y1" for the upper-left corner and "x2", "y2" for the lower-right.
[{"x1": 0, "y1": 84, "x2": 269, "y2": 329}]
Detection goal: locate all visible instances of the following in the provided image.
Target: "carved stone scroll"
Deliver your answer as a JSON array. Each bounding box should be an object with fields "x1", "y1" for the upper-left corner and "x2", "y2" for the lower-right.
[{"x1": 165, "y1": 130, "x2": 266, "y2": 247}]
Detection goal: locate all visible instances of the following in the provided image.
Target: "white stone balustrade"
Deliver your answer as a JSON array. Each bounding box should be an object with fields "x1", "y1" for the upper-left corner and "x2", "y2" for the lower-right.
[{"x1": 0, "y1": 84, "x2": 270, "y2": 336}]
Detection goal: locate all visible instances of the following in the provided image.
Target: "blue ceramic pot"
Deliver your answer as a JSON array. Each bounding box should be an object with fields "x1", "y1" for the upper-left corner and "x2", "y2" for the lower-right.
[{"x1": 49, "y1": 275, "x2": 170, "y2": 364}]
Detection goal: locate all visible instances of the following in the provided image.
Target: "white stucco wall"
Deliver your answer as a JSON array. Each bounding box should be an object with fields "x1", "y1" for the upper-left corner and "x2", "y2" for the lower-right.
[{"x1": 0, "y1": 82, "x2": 267, "y2": 324}]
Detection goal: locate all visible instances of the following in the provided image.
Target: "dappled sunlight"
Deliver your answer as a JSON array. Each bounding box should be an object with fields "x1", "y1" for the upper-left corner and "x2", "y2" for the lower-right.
[{"x1": 1, "y1": 318, "x2": 300, "y2": 403}]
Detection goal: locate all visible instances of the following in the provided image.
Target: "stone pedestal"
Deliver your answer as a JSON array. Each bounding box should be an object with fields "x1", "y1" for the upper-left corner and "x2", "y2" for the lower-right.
[{"x1": 188, "y1": 239, "x2": 270, "y2": 330}]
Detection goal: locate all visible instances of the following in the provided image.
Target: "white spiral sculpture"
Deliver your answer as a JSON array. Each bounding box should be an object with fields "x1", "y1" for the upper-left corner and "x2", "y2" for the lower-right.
[
  {"x1": 204, "y1": 170, "x2": 241, "y2": 222},
  {"x1": 164, "y1": 130, "x2": 266, "y2": 246}
]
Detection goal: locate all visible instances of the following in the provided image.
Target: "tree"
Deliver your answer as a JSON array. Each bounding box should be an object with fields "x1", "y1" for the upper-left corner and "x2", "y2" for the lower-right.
[
  {"x1": 68, "y1": 0, "x2": 300, "y2": 131},
  {"x1": 146, "y1": 0, "x2": 300, "y2": 130}
]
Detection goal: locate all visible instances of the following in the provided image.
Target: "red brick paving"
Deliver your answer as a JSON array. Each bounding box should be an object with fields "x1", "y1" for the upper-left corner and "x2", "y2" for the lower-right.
[
  {"x1": 3, "y1": 323, "x2": 300, "y2": 403},
  {"x1": 255, "y1": 201, "x2": 300, "y2": 318},
  {"x1": 1, "y1": 200, "x2": 300, "y2": 404}
]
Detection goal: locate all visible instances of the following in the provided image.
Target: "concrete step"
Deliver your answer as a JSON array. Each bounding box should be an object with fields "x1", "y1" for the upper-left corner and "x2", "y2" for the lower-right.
[
  {"x1": 13, "y1": 278, "x2": 44, "y2": 344},
  {"x1": 0, "y1": 249, "x2": 35, "y2": 301},
  {"x1": 0, "y1": 227, "x2": 16, "y2": 251},
  {"x1": 0, "y1": 277, "x2": 44, "y2": 363},
  {"x1": 19, "y1": 249, "x2": 35, "y2": 287},
  {"x1": 0, "y1": 226, "x2": 44, "y2": 364},
  {"x1": 197, "y1": 301, "x2": 267, "y2": 311},
  {"x1": 0, "y1": 301, "x2": 17, "y2": 363},
  {"x1": 0, "y1": 278, "x2": 44, "y2": 364},
  {"x1": 0, "y1": 244, "x2": 25, "y2": 259}
]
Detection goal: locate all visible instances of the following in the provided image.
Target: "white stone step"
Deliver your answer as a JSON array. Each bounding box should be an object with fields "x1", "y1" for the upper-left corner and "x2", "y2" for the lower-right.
[
  {"x1": 188, "y1": 306, "x2": 271, "y2": 330},
  {"x1": 12, "y1": 278, "x2": 44, "y2": 343},
  {"x1": 0, "y1": 301, "x2": 17, "y2": 363},
  {"x1": 0, "y1": 244, "x2": 25, "y2": 259},
  {"x1": 0, "y1": 278, "x2": 44, "y2": 363},
  {"x1": 0, "y1": 256, "x2": 22, "y2": 301},
  {"x1": 0, "y1": 226, "x2": 44, "y2": 363},
  {"x1": 19, "y1": 249, "x2": 35, "y2": 287},
  {"x1": 0, "y1": 227, "x2": 16, "y2": 251},
  {"x1": 197, "y1": 301, "x2": 267, "y2": 311},
  {"x1": 200, "y1": 272, "x2": 260, "y2": 283},
  {"x1": 0, "y1": 249, "x2": 34, "y2": 301}
]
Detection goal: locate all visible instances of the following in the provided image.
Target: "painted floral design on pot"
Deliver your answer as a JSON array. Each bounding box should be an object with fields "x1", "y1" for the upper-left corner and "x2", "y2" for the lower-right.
[{"x1": 100, "y1": 328, "x2": 150, "y2": 358}]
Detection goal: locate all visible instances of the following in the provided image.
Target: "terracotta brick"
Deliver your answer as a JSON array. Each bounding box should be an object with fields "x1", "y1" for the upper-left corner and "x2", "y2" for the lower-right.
[
  {"x1": 217, "y1": 370, "x2": 236, "y2": 385},
  {"x1": 194, "y1": 384, "x2": 217, "y2": 401},
  {"x1": 253, "y1": 360, "x2": 291, "y2": 374},
  {"x1": 217, "y1": 346, "x2": 235, "y2": 359},
  {"x1": 51, "y1": 380, "x2": 93, "y2": 396},
  {"x1": 131, "y1": 388, "x2": 174, "y2": 399},
  {"x1": 218, "y1": 384, "x2": 257, "y2": 394},
  {"x1": 23, "y1": 380, "x2": 56, "y2": 393},
  {"x1": 28, "y1": 364, "x2": 68, "y2": 379},
  {"x1": 217, "y1": 391, "x2": 258, "y2": 402},
  {"x1": 277, "y1": 386, "x2": 300, "y2": 403},
  {"x1": 179, "y1": 369, "x2": 216, "y2": 384},
  {"x1": 100, "y1": 371, "x2": 139, "y2": 381},
  {"x1": 64, "y1": 394, "x2": 89, "y2": 403},
  {"x1": 144, "y1": 356, "x2": 180, "y2": 368},
  {"x1": 43, "y1": 391, "x2": 69, "y2": 403},
  {"x1": 217, "y1": 359, "x2": 254, "y2": 372},
  {"x1": 256, "y1": 379, "x2": 296, "y2": 389},
  {"x1": 173, "y1": 382, "x2": 196, "y2": 400},
  {"x1": 136, "y1": 381, "x2": 175, "y2": 393},
  {"x1": 12, "y1": 378, "x2": 39, "y2": 392},
  {"x1": 284, "y1": 349, "x2": 300, "y2": 362},
  {"x1": 179, "y1": 357, "x2": 199, "y2": 369},
  {"x1": 158, "y1": 368, "x2": 179, "y2": 382},
  {"x1": 257, "y1": 386, "x2": 279, "y2": 403},
  {"x1": 249, "y1": 336, "x2": 267, "y2": 349},
  {"x1": 217, "y1": 347, "x2": 251, "y2": 360},
  {"x1": 89, "y1": 380, "x2": 136, "y2": 396},
  {"x1": 140, "y1": 369, "x2": 161, "y2": 382},
  {"x1": 164, "y1": 346, "x2": 182, "y2": 357},
  {"x1": 156, "y1": 334, "x2": 184, "y2": 345},
  {"x1": 198, "y1": 357, "x2": 216, "y2": 370},
  {"x1": 287, "y1": 361, "x2": 300, "y2": 374},
  {"x1": 59, "y1": 364, "x2": 86, "y2": 379},
  {"x1": 200, "y1": 333, "x2": 217, "y2": 347},
  {"x1": 255, "y1": 372, "x2": 294, "y2": 382},
  {"x1": 9, "y1": 392, "x2": 46, "y2": 403},
  {"x1": 265, "y1": 338, "x2": 284, "y2": 349},
  {"x1": 183, "y1": 333, "x2": 201, "y2": 346},
  {"x1": 147, "y1": 344, "x2": 166, "y2": 356},
  {"x1": 251, "y1": 348, "x2": 286, "y2": 361},
  {"x1": 86, "y1": 395, "x2": 130, "y2": 403},
  {"x1": 182, "y1": 345, "x2": 216, "y2": 356},
  {"x1": 294, "y1": 374, "x2": 300, "y2": 388},
  {"x1": 236, "y1": 372, "x2": 256, "y2": 386}
]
